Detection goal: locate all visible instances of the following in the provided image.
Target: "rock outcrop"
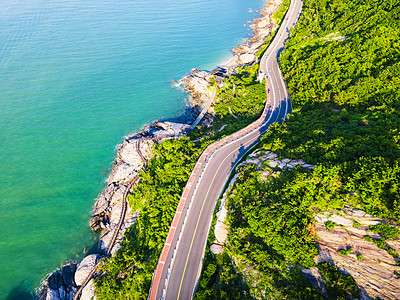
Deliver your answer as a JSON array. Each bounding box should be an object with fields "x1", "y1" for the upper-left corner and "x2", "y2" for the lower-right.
[
  {"x1": 38, "y1": 263, "x2": 77, "y2": 300},
  {"x1": 74, "y1": 254, "x2": 101, "y2": 287},
  {"x1": 314, "y1": 210, "x2": 400, "y2": 300}
]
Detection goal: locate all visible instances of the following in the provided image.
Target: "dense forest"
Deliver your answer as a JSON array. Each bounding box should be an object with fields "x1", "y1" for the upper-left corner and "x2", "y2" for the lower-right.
[
  {"x1": 95, "y1": 0, "x2": 400, "y2": 298},
  {"x1": 195, "y1": 0, "x2": 400, "y2": 298}
]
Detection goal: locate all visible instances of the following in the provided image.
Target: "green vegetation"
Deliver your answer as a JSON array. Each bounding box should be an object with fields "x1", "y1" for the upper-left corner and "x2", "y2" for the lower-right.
[
  {"x1": 369, "y1": 223, "x2": 400, "y2": 239},
  {"x1": 317, "y1": 262, "x2": 360, "y2": 300},
  {"x1": 356, "y1": 254, "x2": 363, "y2": 261},
  {"x1": 261, "y1": 0, "x2": 400, "y2": 222},
  {"x1": 325, "y1": 220, "x2": 337, "y2": 231},
  {"x1": 272, "y1": 0, "x2": 290, "y2": 24},
  {"x1": 95, "y1": 138, "x2": 205, "y2": 299},
  {"x1": 352, "y1": 221, "x2": 361, "y2": 228},
  {"x1": 191, "y1": 64, "x2": 265, "y2": 141},
  {"x1": 339, "y1": 248, "x2": 352, "y2": 257},
  {"x1": 363, "y1": 235, "x2": 374, "y2": 243},
  {"x1": 195, "y1": 159, "x2": 362, "y2": 298}
]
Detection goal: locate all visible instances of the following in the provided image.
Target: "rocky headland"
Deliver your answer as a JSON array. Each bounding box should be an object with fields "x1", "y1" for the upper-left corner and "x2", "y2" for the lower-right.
[{"x1": 37, "y1": 1, "x2": 283, "y2": 299}]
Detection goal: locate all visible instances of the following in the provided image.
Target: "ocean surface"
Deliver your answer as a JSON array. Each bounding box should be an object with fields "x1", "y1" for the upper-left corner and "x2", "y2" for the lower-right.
[{"x1": 0, "y1": 0, "x2": 264, "y2": 298}]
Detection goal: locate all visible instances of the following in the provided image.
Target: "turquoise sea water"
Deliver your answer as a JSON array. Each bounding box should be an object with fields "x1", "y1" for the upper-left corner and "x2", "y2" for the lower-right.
[{"x1": 0, "y1": 0, "x2": 264, "y2": 298}]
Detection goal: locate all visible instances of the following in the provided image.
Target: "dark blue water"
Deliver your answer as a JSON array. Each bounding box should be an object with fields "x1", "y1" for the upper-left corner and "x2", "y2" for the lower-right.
[{"x1": 0, "y1": 0, "x2": 264, "y2": 297}]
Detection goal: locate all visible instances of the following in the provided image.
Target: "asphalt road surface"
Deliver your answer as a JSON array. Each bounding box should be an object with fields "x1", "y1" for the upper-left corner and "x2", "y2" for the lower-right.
[{"x1": 149, "y1": 1, "x2": 303, "y2": 299}]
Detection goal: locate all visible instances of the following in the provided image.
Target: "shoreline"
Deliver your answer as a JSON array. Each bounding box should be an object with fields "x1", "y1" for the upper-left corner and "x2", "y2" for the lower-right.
[{"x1": 37, "y1": 1, "x2": 283, "y2": 299}]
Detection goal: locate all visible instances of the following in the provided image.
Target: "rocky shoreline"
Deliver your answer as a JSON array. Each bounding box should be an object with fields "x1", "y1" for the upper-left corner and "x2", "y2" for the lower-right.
[{"x1": 37, "y1": 1, "x2": 282, "y2": 299}]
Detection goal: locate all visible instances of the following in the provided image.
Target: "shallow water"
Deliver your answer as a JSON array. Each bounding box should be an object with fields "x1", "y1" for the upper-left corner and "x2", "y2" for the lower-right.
[{"x1": 0, "y1": 0, "x2": 264, "y2": 298}]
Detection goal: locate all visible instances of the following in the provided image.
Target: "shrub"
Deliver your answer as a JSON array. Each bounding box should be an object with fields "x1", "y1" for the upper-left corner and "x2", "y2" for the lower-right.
[
  {"x1": 370, "y1": 223, "x2": 400, "y2": 239},
  {"x1": 352, "y1": 221, "x2": 361, "y2": 228},
  {"x1": 338, "y1": 247, "x2": 352, "y2": 257},
  {"x1": 363, "y1": 235, "x2": 373, "y2": 242},
  {"x1": 325, "y1": 220, "x2": 337, "y2": 231}
]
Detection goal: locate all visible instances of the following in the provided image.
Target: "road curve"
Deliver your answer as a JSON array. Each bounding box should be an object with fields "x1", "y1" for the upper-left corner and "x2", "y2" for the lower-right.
[{"x1": 149, "y1": 1, "x2": 303, "y2": 299}]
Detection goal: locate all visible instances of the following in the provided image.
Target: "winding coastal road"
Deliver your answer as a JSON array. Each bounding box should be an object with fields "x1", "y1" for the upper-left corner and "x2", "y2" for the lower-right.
[{"x1": 149, "y1": 1, "x2": 303, "y2": 299}]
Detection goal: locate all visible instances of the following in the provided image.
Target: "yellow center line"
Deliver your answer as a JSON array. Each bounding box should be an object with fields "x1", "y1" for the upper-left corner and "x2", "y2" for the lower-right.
[
  {"x1": 176, "y1": 135, "x2": 258, "y2": 300},
  {"x1": 176, "y1": 64, "x2": 285, "y2": 299}
]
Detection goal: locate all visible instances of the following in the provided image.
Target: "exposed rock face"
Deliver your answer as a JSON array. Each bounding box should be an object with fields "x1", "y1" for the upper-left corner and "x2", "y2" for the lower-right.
[
  {"x1": 39, "y1": 263, "x2": 77, "y2": 300},
  {"x1": 178, "y1": 68, "x2": 213, "y2": 108},
  {"x1": 210, "y1": 244, "x2": 224, "y2": 255},
  {"x1": 315, "y1": 210, "x2": 400, "y2": 300},
  {"x1": 211, "y1": 174, "x2": 239, "y2": 254}
]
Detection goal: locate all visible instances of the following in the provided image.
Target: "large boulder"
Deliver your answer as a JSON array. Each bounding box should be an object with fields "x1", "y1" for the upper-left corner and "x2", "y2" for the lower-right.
[
  {"x1": 46, "y1": 271, "x2": 66, "y2": 300},
  {"x1": 210, "y1": 243, "x2": 224, "y2": 254},
  {"x1": 75, "y1": 254, "x2": 101, "y2": 286},
  {"x1": 40, "y1": 263, "x2": 77, "y2": 300},
  {"x1": 239, "y1": 53, "x2": 256, "y2": 64}
]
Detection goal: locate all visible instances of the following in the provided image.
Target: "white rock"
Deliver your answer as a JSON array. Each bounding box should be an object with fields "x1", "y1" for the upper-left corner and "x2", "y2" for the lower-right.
[
  {"x1": 92, "y1": 184, "x2": 114, "y2": 216},
  {"x1": 210, "y1": 243, "x2": 224, "y2": 254},
  {"x1": 277, "y1": 162, "x2": 287, "y2": 169},
  {"x1": 109, "y1": 200, "x2": 124, "y2": 225},
  {"x1": 99, "y1": 230, "x2": 113, "y2": 254},
  {"x1": 265, "y1": 153, "x2": 278, "y2": 160},
  {"x1": 327, "y1": 215, "x2": 354, "y2": 226},
  {"x1": 215, "y1": 221, "x2": 229, "y2": 244},
  {"x1": 81, "y1": 279, "x2": 96, "y2": 300},
  {"x1": 192, "y1": 69, "x2": 208, "y2": 78},
  {"x1": 268, "y1": 160, "x2": 279, "y2": 168},
  {"x1": 107, "y1": 163, "x2": 137, "y2": 184},
  {"x1": 216, "y1": 206, "x2": 228, "y2": 224},
  {"x1": 118, "y1": 140, "x2": 143, "y2": 168},
  {"x1": 75, "y1": 254, "x2": 101, "y2": 286},
  {"x1": 303, "y1": 164, "x2": 315, "y2": 169},
  {"x1": 239, "y1": 53, "x2": 257, "y2": 64}
]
